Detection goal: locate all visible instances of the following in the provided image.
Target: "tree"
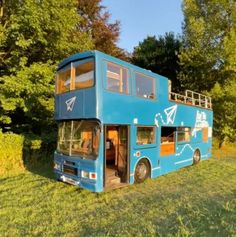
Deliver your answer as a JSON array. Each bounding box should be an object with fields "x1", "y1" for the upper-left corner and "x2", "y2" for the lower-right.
[
  {"x1": 179, "y1": 0, "x2": 236, "y2": 92},
  {"x1": 179, "y1": 0, "x2": 236, "y2": 144},
  {"x1": 209, "y1": 80, "x2": 236, "y2": 146},
  {"x1": 0, "y1": 0, "x2": 93, "y2": 134},
  {"x1": 77, "y1": 0, "x2": 128, "y2": 60},
  {"x1": 0, "y1": 62, "x2": 55, "y2": 134},
  {"x1": 0, "y1": 0, "x2": 93, "y2": 75},
  {"x1": 131, "y1": 33, "x2": 182, "y2": 91}
]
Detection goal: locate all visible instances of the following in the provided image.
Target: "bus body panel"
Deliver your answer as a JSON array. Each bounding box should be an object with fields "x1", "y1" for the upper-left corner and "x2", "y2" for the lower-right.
[{"x1": 54, "y1": 50, "x2": 213, "y2": 192}]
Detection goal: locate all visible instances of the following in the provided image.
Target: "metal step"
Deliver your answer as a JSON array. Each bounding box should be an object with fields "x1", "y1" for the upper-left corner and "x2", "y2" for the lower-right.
[
  {"x1": 106, "y1": 175, "x2": 121, "y2": 185},
  {"x1": 106, "y1": 168, "x2": 121, "y2": 187}
]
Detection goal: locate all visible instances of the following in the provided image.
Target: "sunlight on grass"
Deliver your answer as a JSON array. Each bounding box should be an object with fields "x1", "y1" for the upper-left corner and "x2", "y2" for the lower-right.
[{"x1": 1, "y1": 151, "x2": 236, "y2": 236}]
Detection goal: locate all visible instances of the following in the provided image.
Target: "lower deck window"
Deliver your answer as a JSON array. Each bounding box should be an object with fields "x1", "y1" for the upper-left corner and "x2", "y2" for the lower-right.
[
  {"x1": 161, "y1": 127, "x2": 176, "y2": 143},
  {"x1": 160, "y1": 127, "x2": 176, "y2": 156},
  {"x1": 57, "y1": 120, "x2": 100, "y2": 159},
  {"x1": 177, "y1": 127, "x2": 191, "y2": 142},
  {"x1": 137, "y1": 126, "x2": 155, "y2": 145},
  {"x1": 160, "y1": 126, "x2": 192, "y2": 156}
]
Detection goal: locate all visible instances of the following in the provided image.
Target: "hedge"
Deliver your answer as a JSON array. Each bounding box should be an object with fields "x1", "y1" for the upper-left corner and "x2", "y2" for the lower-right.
[
  {"x1": 0, "y1": 133, "x2": 25, "y2": 176},
  {"x1": 0, "y1": 132, "x2": 56, "y2": 176}
]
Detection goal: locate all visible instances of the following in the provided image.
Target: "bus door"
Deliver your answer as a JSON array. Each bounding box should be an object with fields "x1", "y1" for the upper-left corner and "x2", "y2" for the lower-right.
[{"x1": 104, "y1": 125, "x2": 129, "y2": 188}]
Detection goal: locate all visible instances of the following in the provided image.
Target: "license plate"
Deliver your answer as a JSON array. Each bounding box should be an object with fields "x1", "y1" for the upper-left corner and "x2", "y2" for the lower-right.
[{"x1": 61, "y1": 175, "x2": 79, "y2": 185}]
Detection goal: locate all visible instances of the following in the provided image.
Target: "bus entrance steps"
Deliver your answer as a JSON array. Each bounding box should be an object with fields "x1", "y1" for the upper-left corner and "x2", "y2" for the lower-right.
[{"x1": 105, "y1": 167, "x2": 121, "y2": 186}]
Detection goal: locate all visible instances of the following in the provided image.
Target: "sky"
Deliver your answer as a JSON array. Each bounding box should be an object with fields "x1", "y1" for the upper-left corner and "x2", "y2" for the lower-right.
[{"x1": 102, "y1": 0, "x2": 184, "y2": 52}]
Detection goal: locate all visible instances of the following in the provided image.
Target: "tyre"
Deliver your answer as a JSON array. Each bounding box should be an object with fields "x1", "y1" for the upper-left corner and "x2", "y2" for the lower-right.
[
  {"x1": 134, "y1": 158, "x2": 150, "y2": 183},
  {"x1": 193, "y1": 149, "x2": 201, "y2": 165}
]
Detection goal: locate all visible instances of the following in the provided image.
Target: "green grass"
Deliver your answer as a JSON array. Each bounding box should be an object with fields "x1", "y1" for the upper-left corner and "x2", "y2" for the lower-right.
[{"x1": 1, "y1": 149, "x2": 236, "y2": 237}]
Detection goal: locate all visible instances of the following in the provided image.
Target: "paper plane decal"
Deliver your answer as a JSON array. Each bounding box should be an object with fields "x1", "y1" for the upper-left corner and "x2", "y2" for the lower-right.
[
  {"x1": 65, "y1": 96, "x2": 76, "y2": 112},
  {"x1": 164, "y1": 105, "x2": 177, "y2": 124}
]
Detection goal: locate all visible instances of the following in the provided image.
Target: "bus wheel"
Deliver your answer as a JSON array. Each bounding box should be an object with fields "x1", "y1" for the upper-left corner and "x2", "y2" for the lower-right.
[
  {"x1": 193, "y1": 149, "x2": 201, "y2": 165},
  {"x1": 134, "y1": 159, "x2": 150, "y2": 183}
]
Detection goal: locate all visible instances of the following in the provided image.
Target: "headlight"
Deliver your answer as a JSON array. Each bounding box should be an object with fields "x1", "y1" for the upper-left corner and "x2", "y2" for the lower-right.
[
  {"x1": 81, "y1": 171, "x2": 97, "y2": 180},
  {"x1": 81, "y1": 170, "x2": 89, "y2": 178},
  {"x1": 54, "y1": 162, "x2": 61, "y2": 171}
]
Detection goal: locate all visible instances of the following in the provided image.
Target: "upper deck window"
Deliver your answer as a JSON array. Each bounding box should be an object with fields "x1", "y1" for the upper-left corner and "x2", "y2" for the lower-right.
[
  {"x1": 56, "y1": 58, "x2": 94, "y2": 94},
  {"x1": 74, "y1": 61, "x2": 94, "y2": 90},
  {"x1": 57, "y1": 68, "x2": 71, "y2": 94},
  {"x1": 135, "y1": 73, "x2": 155, "y2": 99},
  {"x1": 106, "y1": 62, "x2": 129, "y2": 94}
]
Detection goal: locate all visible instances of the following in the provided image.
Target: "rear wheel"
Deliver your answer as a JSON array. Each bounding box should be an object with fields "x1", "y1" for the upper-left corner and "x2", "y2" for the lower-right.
[
  {"x1": 134, "y1": 159, "x2": 150, "y2": 183},
  {"x1": 193, "y1": 149, "x2": 201, "y2": 165}
]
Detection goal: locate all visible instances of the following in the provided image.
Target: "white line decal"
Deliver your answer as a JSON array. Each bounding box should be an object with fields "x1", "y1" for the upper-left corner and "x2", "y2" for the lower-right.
[
  {"x1": 175, "y1": 158, "x2": 193, "y2": 165},
  {"x1": 164, "y1": 105, "x2": 177, "y2": 125},
  {"x1": 154, "y1": 105, "x2": 178, "y2": 127},
  {"x1": 65, "y1": 96, "x2": 76, "y2": 112},
  {"x1": 175, "y1": 144, "x2": 194, "y2": 156},
  {"x1": 192, "y1": 110, "x2": 209, "y2": 137},
  {"x1": 154, "y1": 113, "x2": 165, "y2": 127}
]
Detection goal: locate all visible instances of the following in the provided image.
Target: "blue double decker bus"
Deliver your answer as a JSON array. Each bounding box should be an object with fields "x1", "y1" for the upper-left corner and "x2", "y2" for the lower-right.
[{"x1": 54, "y1": 50, "x2": 213, "y2": 192}]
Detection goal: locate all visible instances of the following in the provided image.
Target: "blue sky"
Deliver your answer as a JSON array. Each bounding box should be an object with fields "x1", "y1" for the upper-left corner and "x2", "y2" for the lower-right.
[{"x1": 102, "y1": 0, "x2": 184, "y2": 52}]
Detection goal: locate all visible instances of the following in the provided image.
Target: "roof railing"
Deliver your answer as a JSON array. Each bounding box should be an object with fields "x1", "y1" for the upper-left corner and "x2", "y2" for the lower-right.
[{"x1": 169, "y1": 90, "x2": 212, "y2": 109}]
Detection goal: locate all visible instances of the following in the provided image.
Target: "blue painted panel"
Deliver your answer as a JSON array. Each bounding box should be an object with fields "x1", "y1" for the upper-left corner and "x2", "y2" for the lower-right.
[
  {"x1": 54, "y1": 151, "x2": 103, "y2": 192},
  {"x1": 55, "y1": 88, "x2": 96, "y2": 120}
]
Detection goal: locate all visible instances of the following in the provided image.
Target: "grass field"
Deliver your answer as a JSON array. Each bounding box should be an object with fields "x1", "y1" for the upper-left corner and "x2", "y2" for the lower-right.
[{"x1": 1, "y1": 149, "x2": 236, "y2": 237}]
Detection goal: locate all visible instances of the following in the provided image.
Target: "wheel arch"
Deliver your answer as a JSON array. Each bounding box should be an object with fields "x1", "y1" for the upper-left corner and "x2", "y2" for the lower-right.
[
  {"x1": 193, "y1": 148, "x2": 201, "y2": 165},
  {"x1": 133, "y1": 156, "x2": 153, "y2": 178}
]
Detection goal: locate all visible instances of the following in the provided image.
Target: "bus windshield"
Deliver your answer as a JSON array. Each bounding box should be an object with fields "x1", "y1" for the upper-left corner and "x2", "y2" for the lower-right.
[
  {"x1": 56, "y1": 58, "x2": 94, "y2": 94},
  {"x1": 57, "y1": 120, "x2": 100, "y2": 159}
]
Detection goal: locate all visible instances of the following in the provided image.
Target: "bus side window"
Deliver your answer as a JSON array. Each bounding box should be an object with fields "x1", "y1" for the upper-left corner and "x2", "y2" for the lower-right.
[
  {"x1": 106, "y1": 62, "x2": 129, "y2": 94},
  {"x1": 135, "y1": 73, "x2": 156, "y2": 99}
]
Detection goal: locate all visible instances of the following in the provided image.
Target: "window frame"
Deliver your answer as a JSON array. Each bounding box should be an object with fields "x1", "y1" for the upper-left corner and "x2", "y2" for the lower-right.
[
  {"x1": 73, "y1": 58, "x2": 95, "y2": 91},
  {"x1": 136, "y1": 126, "x2": 156, "y2": 146},
  {"x1": 176, "y1": 127, "x2": 191, "y2": 144},
  {"x1": 56, "y1": 57, "x2": 95, "y2": 95},
  {"x1": 57, "y1": 120, "x2": 101, "y2": 159},
  {"x1": 135, "y1": 72, "x2": 156, "y2": 100},
  {"x1": 105, "y1": 61, "x2": 130, "y2": 95},
  {"x1": 56, "y1": 63, "x2": 72, "y2": 94}
]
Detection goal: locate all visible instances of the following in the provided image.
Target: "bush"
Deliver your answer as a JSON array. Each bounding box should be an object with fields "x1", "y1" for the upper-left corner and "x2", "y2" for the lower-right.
[
  {"x1": 0, "y1": 133, "x2": 25, "y2": 176},
  {"x1": 0, "y1": 132, "x2": 56, "y2": 176},
  {"x1": 23, "y1": 133, "x2": 56, "y2": 166}
]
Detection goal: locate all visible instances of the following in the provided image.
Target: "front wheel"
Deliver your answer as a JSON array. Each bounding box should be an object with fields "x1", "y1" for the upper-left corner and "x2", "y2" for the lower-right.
[
  {"x1": 193, "y1": 149, "x2": 201, "y2": 165},
  {"x1": 134, "y1": 158, "x2": 150, "y2": 183}
]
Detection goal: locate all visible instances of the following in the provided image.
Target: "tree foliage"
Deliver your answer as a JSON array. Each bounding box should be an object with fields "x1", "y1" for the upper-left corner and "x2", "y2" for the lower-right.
[
  {"x1": 0, "y1": 0, "x2": 93, "y2": 75},
  {"x1": 179, "y1": 0, "x2": 236, "y2": 144},
  {"x1": 131, "y1": 33, "x2": 182, "y2": 91},
  {"x1": 77, "y1": 0, "x2": 128, "y2": 60},
  {"x1": 0, "y1": 0, "x2": 94, "y2": 135},
  {"x1": 209, "y1": 80, "x2": 236, "y2": 145},
  {"x1": 179, "y1": 0, "x2": 236, "y2": 91},
  {"x1": 0, "y1": 62, "x2": 55, "y2": 134}
]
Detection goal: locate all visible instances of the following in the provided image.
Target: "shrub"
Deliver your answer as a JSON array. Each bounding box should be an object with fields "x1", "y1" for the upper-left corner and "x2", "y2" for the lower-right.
[
  {"x1": 23, "y1": 133, "x2": 56, "y2": 166},
  {"x1": 0, "y1": 133, "x2": 25, "y2": 176},
  {"x1": 0, "y1": 132, "x2": 56, "y2": 176}
]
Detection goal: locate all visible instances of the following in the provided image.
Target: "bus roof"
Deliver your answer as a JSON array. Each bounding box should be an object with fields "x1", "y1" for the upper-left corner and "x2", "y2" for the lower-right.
[{"x1": 57, "y1": 50, "x2": 168, "y2": 82}]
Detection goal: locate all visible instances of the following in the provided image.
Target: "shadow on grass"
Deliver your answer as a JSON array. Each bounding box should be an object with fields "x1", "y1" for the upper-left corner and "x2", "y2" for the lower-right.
[
  {"x1": 22, "y1": 154, "x2": 86, "y2": 193},
  {"x1": 26, "y1": 161, "x2": 55, "y2": 180},
  {"x1": 22, "y1": 136, "x2": 56, "y2": 181}
]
